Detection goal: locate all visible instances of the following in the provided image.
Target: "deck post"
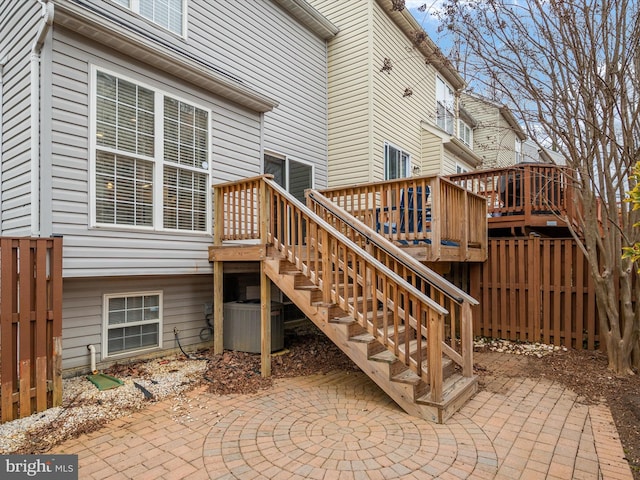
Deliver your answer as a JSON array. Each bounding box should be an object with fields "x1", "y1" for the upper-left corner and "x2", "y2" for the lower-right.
[
  {"x1": 260, "y1": 262, "x2": 271, "y2": 377},
  {"x1": 428, "y1": 311, "x2": 443, "y2": 403},
  {"x1": 213, "y1": 186, "x2": 224, "y2": 355},
  {"x1": 259, "y1": 180, "x2": 271, "y2": 377},
  {"x1": 461, "y1": 302, "x2": 473, "y2": 377}
]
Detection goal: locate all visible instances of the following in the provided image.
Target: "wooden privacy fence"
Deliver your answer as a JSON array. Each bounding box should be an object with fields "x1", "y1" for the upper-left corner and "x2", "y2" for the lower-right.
[
  {"x1": 0, "y1": 237, "x2": 63, "y2": 423},
  {"x1": 469, "y1": 237, "x2": 599, "y2": 349}
]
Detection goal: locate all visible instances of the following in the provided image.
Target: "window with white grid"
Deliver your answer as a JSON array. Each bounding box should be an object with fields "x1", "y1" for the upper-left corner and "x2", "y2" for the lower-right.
[
  {"x1": 111, "y1": 0, "x2": 184, "y2": 35},
  {"x1": 436, "y1": 77, "x2": 455, "y2": 134},
  {"x1": 93, "y1": 69, "x2": 210, "y2": 232},
  {"x1": 104, "y1": 292, "x2": 162, "y2": 356}
]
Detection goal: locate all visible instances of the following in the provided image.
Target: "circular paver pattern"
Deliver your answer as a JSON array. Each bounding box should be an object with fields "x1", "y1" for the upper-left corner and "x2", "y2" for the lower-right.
[{"x1": 202, "y1": 380, "x2": 498, "y2": 479}]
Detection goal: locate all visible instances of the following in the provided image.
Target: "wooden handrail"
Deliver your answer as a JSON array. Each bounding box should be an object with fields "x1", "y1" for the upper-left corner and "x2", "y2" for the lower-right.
[
  {"x1": 213, "y1": 176, "x2": 459, "y2": 401},
  {"x1": 307, "y1": 189, "x2": 476, "y2": 377}
]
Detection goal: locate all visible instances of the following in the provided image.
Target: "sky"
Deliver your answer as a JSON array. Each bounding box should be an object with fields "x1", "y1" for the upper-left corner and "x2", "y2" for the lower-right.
[{"x1": 405, "y1": 1, "x2": 456, "y2": 58}]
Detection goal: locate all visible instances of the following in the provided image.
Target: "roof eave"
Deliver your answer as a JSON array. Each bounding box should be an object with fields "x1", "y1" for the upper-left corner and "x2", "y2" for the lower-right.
[
  {"x1": 272, "y1": 0, "x2": 339, "y2": 39},
  {"x1": 444, "y1": 137, "x2": 483, "y2": 168},
  {"x1": 499, "y1": 105, "x2": 527, "y2": 140},
  {"x1": 375, "y1": 0, "x2": 465, "y2": 90}
]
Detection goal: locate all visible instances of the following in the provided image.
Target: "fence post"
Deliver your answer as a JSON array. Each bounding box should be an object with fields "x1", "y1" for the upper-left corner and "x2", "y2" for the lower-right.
[{"x1": 51, "y1": 238, "x2": 63, "y2": 408}]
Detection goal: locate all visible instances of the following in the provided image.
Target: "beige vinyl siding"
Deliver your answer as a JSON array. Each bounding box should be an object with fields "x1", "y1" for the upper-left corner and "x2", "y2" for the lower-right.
[
  {"x1": 189, "y1": 0, "x2": 329, "y2": 188},
  {"x1": 0, "y1": 1, "x2": 41, "y2": 235},
  {"x1": 442, "y1": 151, "x2": 463, "y2": 176},
  {"x1": 495, "y1": 126, "x2": 519, "y2": 167},
  {"x1": 371, "y1": 1, "x2": 436, "y2": 181},
  {"x1": 49, "y1": 28, "x2": 261, "y2": 278},
  {"x1": 309, "y1": 0, "x2": 371, "y2": 187},
  {"x1": 62, "y1": 275, "x2": 212, "y2": 371},
  {"x1": 420, "y1": 126, "x2": 443, "y2": 176},
  {"x1": 461, "y1": 94, "x2": 520, "y2": 169}
]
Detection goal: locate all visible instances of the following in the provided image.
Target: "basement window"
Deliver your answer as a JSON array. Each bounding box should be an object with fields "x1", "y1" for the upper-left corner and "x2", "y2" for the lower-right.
[{"x1": 104, "y1": 292, "x2": 162, "y2": 357}]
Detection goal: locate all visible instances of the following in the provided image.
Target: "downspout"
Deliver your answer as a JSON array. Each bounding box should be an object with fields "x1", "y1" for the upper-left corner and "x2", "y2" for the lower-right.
[
  {"x1": 30, "y1": 0, "x2": 54, "y2": 236},
  {"x1": 0, "y1": 57, "x2": 6, "y2": 235}
]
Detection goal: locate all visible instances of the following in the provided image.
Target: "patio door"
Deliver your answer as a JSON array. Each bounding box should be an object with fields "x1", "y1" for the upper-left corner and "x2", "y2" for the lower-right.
[
  {"x1": 264, "y1": 153, "x2": 313, "y2": 245},
  {"x1": 264, "y1": 153, "x2": 313, "y2": 203}
]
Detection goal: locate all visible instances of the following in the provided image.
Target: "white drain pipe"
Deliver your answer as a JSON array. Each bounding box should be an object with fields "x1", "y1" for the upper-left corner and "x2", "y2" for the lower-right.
[
  {"x1": 87, "y1": 345, "x2": 97, "y2": 374},
  {"x1": 30, "y1": 0, "x2": 54, "y2": 236}
]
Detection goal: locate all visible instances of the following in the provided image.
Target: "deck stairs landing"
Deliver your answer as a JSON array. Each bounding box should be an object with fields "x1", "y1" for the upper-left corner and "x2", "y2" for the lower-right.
[{"x1": 210, "y1": 175, "x2": 478, "y2": 423}]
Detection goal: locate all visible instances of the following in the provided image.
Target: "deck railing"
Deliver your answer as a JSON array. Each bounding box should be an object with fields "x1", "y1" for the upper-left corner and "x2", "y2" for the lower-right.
[
  {"x1": 307, "y1": 190, "x2": 477, "y2": 377},
  {"x1": 212, "y1": 175, "x2": 477, "y2": 401},
  {"x1": 448, "y1": 164, "x2": 576, "y2": 229},
  {"x1": 317, "y1": 176, "x2": 487, "y2": 261}
]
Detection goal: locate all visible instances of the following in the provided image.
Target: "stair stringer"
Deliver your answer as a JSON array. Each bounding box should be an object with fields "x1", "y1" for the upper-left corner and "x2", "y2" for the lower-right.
[{"x1": 263, "y1": 257, "x2": 447, "y2": 423}]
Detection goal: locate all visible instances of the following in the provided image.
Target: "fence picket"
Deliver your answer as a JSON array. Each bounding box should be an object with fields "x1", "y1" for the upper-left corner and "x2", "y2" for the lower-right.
[
  {"x1": 0, "y1": 237, "x2": 63, "y2": 423},
  {"x1": 473, "y1": 237, "x2": 598, "y2": 349}
]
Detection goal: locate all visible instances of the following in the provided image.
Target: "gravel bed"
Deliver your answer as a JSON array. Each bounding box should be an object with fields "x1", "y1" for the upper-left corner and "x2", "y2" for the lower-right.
[
  {"x1": 474, "y1": 337, "x2": 568, "y2": 357},
  {"x1": 0, "y1": 355, "x2": 208, "y2": 454}
]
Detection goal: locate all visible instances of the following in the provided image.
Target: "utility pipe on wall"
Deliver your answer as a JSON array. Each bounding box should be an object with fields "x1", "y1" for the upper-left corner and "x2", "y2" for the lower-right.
[
  {"x1": 30, "y1": 0, "x2": 54, "y2": 236},
  {"x1": 87, "y1": 345, "x2": 97, "y2": 374}
]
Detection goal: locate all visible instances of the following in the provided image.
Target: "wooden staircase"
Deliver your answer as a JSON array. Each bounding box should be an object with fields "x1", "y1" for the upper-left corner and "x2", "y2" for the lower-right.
[{"x1": 210, "y1": 175, "x2": 478, "y2": 423}]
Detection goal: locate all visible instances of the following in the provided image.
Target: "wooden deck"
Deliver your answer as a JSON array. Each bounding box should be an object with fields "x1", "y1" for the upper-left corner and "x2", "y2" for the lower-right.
[
  {"x1": 209, "y1": 175, "x2": 478, "y2": 423},
  {"x1": 317, "y1": 176, "x2": 487, "y2": 262},
  {"x1": 448, "y1": 164, "x2": 577, "y2": 235}
]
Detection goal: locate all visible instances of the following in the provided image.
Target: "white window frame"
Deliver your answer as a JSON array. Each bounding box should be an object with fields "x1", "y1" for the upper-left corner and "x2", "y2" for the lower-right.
[
  {"x1": 459, "y1": 120, "x2": 473, "y2": 147},
  {"x1": 515, "y1": 138, "x2": 523, "y2": 163},
  {"x1": 102, "y1": 291, "x2": 163, "y2": 358},
  {"x1": 89, "y1": 65, "x2": 212, "y2": 234},
  {"x1": 436, "y1": 77, "x2": 455, "y2": 134},
  {"x1": 456, "y1": 163, "x2": 470, "y2": 174},
  {"x1": 111, "y1": 0, "x2": 187, "y2": 37},
  {"x1": 384, "y1": 142, "x2": 411, "y2": 180}
]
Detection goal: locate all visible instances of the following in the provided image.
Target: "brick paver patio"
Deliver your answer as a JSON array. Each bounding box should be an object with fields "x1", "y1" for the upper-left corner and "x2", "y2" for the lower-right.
[{"x1": 52, "y1": 352, "x2": 633, "y2": 479}]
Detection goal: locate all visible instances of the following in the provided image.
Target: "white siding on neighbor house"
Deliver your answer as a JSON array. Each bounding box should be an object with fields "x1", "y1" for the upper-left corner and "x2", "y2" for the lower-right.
[
  {"x1": 309, "y1": 0, "x2": 372, "y2": 187},
  {"x1": 48, "y1": 28, "x2": 262, "y2": 278},
  {"x1": 189, "y1": 0, "x2": 330, "y2": 188},
  {"x1": 62, "y1": 275, "x2": 213, "y2": 372},
  {"x1": 371, "y1": 0, "x2": 436, "y2": 181},
  {"x1": 0, "y1": 1, "x2": 41, "y2": 235}
]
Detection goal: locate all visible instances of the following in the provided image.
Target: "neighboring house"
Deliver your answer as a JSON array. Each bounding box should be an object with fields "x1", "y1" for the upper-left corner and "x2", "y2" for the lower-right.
[
  {"x1": 0, "y1": 0, "x2": 335, "y2": 372},
  {"x1": 307, "y1": 0, "x2": 482, "y2": 184},
  {"x1": 522, "y1": 139, "x2": 566, "y2": 165},
  {"x1": 459, "y1": 92, "x2": 527, "y2": 169}
]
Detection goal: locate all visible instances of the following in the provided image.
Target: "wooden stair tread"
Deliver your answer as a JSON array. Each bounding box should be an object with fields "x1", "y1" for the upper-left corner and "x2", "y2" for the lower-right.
[
  {"x1": 391, "y1": 369, "x2": 422, "y2": 385},
  {"x1": 369, "y1": 350, "x2": 398, "y2": 364},
  {"x1": 416, "y1": 374, "x2": 478, "y2": 407},
  {"x1": 350, "y1": 333, "x2": 375, "y2": 343},
  {"x1": 295, "y1": 284, "x2": 320, "y2": 291}
]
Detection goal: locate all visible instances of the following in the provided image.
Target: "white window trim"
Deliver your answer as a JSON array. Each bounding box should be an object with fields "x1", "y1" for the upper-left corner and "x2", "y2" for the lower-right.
[
  {"x1": 384, "y1": 141, "x2": 411, "y2": 180},
  {"x1": 102, "y1": 290, "x2": 163, "y2": 358},
  {"x1": 263, "y1": 150, "x2": 315, "y2": 191},
  {"x1": 455, "y1": 163, "x2": 470, "y2": 174},
  {"x1": 89, "y1": 65, "x2": 212, "y2": 234},
  {"x1": 436, "y1": 76, "x2": 455, "y2": 135},
  {"x1": 110, "y1": 0, "x2": 188, "y2": 39},
  {"x1": 459, "y1": 120, "x2": 473, "y2": 147}
]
